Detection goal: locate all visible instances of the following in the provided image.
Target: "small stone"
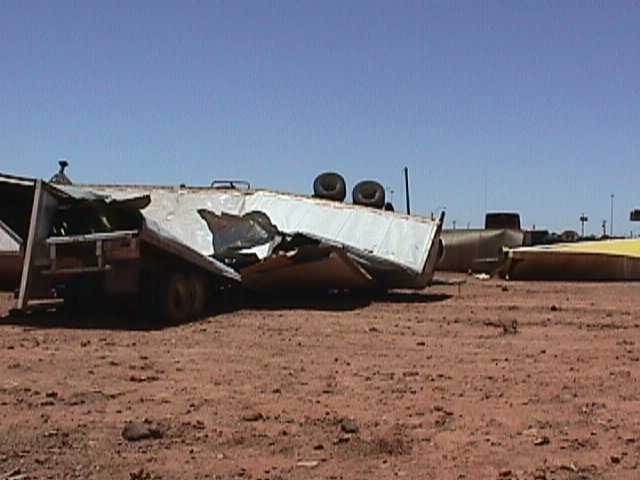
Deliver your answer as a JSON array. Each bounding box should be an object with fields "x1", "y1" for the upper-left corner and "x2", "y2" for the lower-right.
[
  {"x1": 122, "y1": 421, "x2": 163, "y2": 441},
  {"x1": 340, "y1": 419, "x2": 359, "y2": 434},
  {"x1": 550, "y1": 305, "x2": 558, "y2": 312},
  {"x1": 45, "y1": 391, "x2": 58, "y2": 399},
  {"x1": 533, "y1": 436, "x2": 550, "y2": 446},
  {"x1": 296, "y1": 460, "x2": 319, "y2": 468},
  {"x1": 498, "y1": 469, "x2": 512, "y2": 477},
  {"x1": 610, "y1": 455, "x2": 621, "y2": 464},
  {"x1": 241, "y1": 412, "x2": 264, "y2": 422},
  {"x1": 313, "y1": 443, "x2": 325, "y2": 450},
  {"x1": 129, "y1": 468, "x2": 152, "y2": 480}
]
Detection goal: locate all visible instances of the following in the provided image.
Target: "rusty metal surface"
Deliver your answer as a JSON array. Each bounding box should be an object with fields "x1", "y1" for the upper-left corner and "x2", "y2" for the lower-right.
[
  {"x1": 505, "y1": 251, "x2": 640, "y2": 281},
  {"x1": 241, "y1": 247, "x2": 375, "y2": 291},
  {"x1": 0, "y1": 253, "x2": 21, "y2": 290}
]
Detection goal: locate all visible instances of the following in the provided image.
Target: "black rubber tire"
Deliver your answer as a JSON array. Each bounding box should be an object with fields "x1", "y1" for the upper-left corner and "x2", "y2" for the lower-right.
[
  {"x1": 160, "y1": 273, "x2": 191, "y2": 324},
  {"x1": 352, "y1": 180, "x2": 385, "y2": 209},
  {"x1": 313, "y1": 172, "x2": 346, "y2": 202},
  {"x1": 188, "y1": 273, "x2": 208, "y2": 319}
]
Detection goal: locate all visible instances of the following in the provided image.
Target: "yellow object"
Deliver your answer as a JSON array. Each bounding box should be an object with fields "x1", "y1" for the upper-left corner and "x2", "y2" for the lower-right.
[{"x1": 515, "y1": 239, "x2": 640, "y2": 258}]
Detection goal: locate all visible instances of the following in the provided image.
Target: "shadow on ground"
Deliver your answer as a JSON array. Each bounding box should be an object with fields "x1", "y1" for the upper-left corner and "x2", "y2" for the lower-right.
[{"x1": 0, "y1": 289, "x2": 452, "y2": 331}]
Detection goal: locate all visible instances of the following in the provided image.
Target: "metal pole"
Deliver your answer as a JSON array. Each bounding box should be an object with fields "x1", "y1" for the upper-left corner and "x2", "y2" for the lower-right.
[
  {"x1": 404, "y1": 167, "x2": 411, "y2": 215},
  {"x1": 610, "y1": 194, "x2": 614, "y2": 237}
]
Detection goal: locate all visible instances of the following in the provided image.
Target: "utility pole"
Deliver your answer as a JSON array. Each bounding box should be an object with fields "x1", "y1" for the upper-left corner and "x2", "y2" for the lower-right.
[
  {"x1": 610, "y1": 194, "x2": 614, "y2": 237},
  {"x1": 452, "y1": 220, "x2": 456, "y2": 230},
  {"x1": 579, "y1": 213, "x2": 588, "y2": 238},
  {"x1": 403, "y1": 167, "x2": 411, "y2": 215}
]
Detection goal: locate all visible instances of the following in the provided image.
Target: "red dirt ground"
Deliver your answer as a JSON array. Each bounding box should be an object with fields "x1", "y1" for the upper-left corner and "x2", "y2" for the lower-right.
[{"x1": 1, "y1": 276, "x2": 639, "y2": 479}]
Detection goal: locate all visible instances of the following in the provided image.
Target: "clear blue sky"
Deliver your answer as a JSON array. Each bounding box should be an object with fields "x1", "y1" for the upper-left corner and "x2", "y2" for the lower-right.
[{"x1": 1, "y1": 1, "x2": 638, "y2": 235}]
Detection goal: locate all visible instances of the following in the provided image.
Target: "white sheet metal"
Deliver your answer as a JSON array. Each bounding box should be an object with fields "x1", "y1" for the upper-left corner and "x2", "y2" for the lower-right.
[
  {"x1": 0, "y1": 220, "x2": 21, "y2": 252},
  {"x1": 80, "y1": 186, "x2": 439, "y2": 275}
]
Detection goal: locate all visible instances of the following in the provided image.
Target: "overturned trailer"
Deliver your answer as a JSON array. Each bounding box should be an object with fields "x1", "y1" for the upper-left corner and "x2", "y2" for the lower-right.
[
  {"x1": 0, "y1": 173, "x2": 443, "y2": 322},
  {"x1": 504, "y1": 239, "x2": 640, "y2": 281},
  {"x1": 84, "y1": 184, "x2": 444, "y2": 291}
]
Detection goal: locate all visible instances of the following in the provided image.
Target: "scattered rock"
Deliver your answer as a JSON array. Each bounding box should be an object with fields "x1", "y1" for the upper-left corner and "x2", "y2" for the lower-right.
[
  {"x1": 296, "y1": 460, "x2": 319, "y2": 468},
  {"x1": 45, "y1": 391, "x2": 58, "y2": 399},
  {"x1": 550, "y1": 305, "x2": 558, "y2": 312},
  {"x1": 340, "y1": 419, "x2": 359, "y2": 434},
  {"x1": 610, "y1": 455, "x2": 621, "y2": 464},
  {"x1": 122, "y1": 421, "x2": 163, "y2": 441},
  {"x1": 498, "y1": 469, "x2": 512, "y2": 477},
  {"x1": 129, "y1": 374, "x2": 159, "y2": 383},
  {"x1": 559, "y1": 463, "x2": 578, "y2": 472},
  {"x1": 502, "y1": 320, "x2": 518, "y2": 335},
  {"x1": 4, "y1": 468, "x2": 28, "y2": 480},
  {"x1": 129, "y1": 468, "x2": 152, "y2": 480},
  {"x1": 533, "y1": 436, "x2": 550, "y2": 446},
  {"x1": 241, "y1": 412, "x2": 264, "y2": 422}
]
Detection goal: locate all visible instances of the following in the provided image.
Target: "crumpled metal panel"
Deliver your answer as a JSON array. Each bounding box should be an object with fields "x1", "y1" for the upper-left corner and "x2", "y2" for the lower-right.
[
  {"x1": 241, "y1": 246, "x2": 375, "y2": 291},
  {"x1": 41, "y1": 183, "x2": 240, "y2": 282},
  {"x1": 81, "y1": 186, "x2": 440, "y2": 276}
]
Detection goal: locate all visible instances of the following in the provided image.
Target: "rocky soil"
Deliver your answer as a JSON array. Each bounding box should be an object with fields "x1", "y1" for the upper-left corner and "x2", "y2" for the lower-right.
[{"x1": 1, "y1": 275, "x2": 639, "y2": 479}]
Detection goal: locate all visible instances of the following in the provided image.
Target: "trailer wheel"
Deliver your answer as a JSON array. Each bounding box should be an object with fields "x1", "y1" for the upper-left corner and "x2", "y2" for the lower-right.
[
  {"x1": 313, "y1": 172, "x2": 347, "y2": 201},
  {"x1": 352, "y1": 180, "x2": 385, "y2": 209},
  {"x1": 188, "y1": 273, "x2": 208, "y2": 319},
  {"x1": 160, "y1": 273, "x2": 191, "y2": 324}
]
